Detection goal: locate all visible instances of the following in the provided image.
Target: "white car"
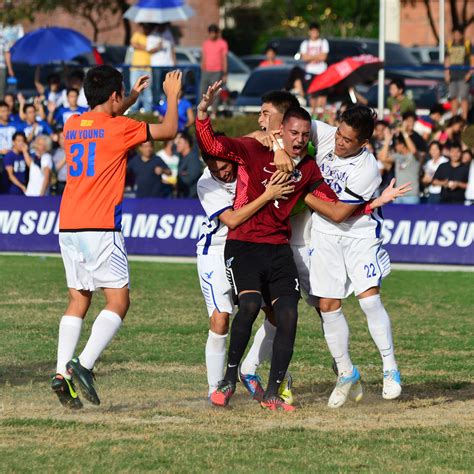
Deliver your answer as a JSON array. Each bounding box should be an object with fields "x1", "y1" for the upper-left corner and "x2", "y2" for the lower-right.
[{"x1": 175, "y1": 46, "x2": 250, "y2": 95}]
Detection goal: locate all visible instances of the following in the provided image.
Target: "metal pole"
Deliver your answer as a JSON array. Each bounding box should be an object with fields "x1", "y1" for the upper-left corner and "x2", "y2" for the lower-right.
[
  {"x1": 439, "y1": 0, "x2": 445, "y2": 63},
  {"x1": 378, "y1": 0, "x2": 386, "y2": 119}
]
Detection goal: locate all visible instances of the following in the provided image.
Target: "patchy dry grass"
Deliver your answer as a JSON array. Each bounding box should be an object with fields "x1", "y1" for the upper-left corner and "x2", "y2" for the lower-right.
[{"x1": 0, "y1": 255, "x2": 473, "y2": 472}]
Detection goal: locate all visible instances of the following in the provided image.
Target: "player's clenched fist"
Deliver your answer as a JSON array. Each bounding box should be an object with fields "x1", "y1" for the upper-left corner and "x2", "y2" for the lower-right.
[{"x1": 163, "y1": 70, "x2": 182, "y2": 98}]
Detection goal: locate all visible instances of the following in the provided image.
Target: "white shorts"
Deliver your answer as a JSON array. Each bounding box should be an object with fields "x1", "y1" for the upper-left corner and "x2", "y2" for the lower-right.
[
  {"x1": 309, "y1": 230, "x2": 391, "y2": 299},
  {"x1": 59, "y1": 231, "x2": 129, "y2": 292},
  {"x1": 197, "y1": 254, "x2": 234, "y2": 317},
  {"x1": 291, "y1": 244, "x2": 318, "y2": 306}
]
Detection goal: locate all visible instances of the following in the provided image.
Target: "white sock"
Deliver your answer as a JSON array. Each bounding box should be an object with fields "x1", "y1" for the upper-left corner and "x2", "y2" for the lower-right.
[
  {"x1": 321, "y1": 308, "x2": 353, "y2": 376},
  {"x1": 56, "y1": 315, "x2": 83, "y2": 378},
  {"x1": 79, "y1": 310, "x2": 122, "y2": 370},
  {"x1": 205, "y1": 331, "x2": 227, "y2": 394},
  {"x1": 240, "y1": 319, "x2": 276, "y2": 375},
  {"x1": 359, "y1": 294, "x2": 398, "y2": 372}
]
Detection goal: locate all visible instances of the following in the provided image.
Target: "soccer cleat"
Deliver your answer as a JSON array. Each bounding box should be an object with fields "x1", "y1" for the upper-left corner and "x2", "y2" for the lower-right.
[
  {"x1": 278, "y1": 374, "x2": 294, "y2": 405},
  {"x1": 51, "y1": 374, "x2": 83, "y2": 409},
  {"x1": 66, "y1": 358, "x2": 100, "y2": 405},
  {"x1": 328, "y1": 366, "x2": 363, "y2": 408},
  {"x1": 239, "y1": 371, "x2": 265, "y2": 401},
  {"x1": 383, "y1": 369, "x2": 402, "y2": 400},
  {"x1": 261, "y1": 395, "x2": 296, "y2": 412},
  {"x1": 209, "y1": 379, "x2": 236, "y2": 407}
]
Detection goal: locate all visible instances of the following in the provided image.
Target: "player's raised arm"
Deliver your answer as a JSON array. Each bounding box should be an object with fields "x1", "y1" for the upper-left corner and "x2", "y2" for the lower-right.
[
  {"x1": 195, "y1": 81, "x2": 247, "y2": 164},
  {"x1": 148, "y1": 70, "x2": 182, "y2": 141}
]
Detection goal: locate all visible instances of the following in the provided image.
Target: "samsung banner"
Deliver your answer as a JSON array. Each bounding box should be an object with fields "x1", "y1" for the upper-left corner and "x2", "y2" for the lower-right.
[{"x1": 0, "y1": 196, "x2": 472, "y2": 265}]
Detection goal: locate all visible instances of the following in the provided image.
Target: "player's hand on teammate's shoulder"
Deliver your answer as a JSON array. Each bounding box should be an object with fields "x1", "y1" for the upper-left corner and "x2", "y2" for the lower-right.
[
  {"x1": 253, "y1": 130, "x2": 280, "y2": 150},
  {"x1": 163, "y1": 70, "x2": 183, "y2": 99}
]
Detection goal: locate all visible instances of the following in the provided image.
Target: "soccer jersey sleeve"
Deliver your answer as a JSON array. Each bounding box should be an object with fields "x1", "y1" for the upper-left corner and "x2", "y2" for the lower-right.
[
  {"x1": 121, "y1": 117, "x2": 148, "y2": 150},
  {"x1": 197, "y1": 174, "x2": 233, "y2": 221},
  {"x1": 310, "y1": 120, "x2": 336, "y2": 164},
  {"x1": 340, "y1": 157, "x2": 382, "y2": 203},
  {"x1": 196, "y1": 117, "x2": 247, "y2": 165}
]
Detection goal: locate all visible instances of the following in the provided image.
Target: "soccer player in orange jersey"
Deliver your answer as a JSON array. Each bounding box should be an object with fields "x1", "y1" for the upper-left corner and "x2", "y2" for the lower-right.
[{"x1": 51, "y1": 65, "x2": 182, "y2": 408}]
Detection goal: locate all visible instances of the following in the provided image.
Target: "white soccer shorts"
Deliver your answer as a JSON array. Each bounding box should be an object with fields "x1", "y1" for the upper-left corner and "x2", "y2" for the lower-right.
[
  {"x1": 59, "y1": 231, "x2": 129, "y2": 292},
  {"x1": 197, "y1": 254, "x2": 234, "y2": 317},
  {"x1": 309, "y1": 230, "x2": 391, "y2": 299},
  {"x1": 291, "y1": 244, "x2": 318, "y2": 306}
]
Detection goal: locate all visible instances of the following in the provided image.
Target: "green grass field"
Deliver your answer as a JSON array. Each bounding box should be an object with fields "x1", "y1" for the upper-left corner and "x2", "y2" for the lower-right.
[{"x1": 0, "y1": 255, "x2": 473, "y2": 472}]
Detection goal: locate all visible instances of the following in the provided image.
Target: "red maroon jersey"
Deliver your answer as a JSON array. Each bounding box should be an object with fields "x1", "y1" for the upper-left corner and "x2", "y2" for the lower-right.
[{"x1": 196, "y1": 117, "x2": 336, "y2": 244}]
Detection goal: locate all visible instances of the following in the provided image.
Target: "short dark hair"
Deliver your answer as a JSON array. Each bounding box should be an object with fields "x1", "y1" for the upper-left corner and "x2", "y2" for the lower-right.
[
  {"x1": 402, "y1": 111, "x2": 417, "y2": 121},
  {"x1": 47, "y1": 73, "x2": 61, "y2": 84},
  {"x1": 393, "y1": 134, "x2": 407, "y2": 148},
  {"x1": 449, "y1": 142, "x2": 462, "y2": 151},
  {"x1": 340, "y1": 105, "x2": 376, "y2": 142},
  {"x1": 389, "y1": 78, "x2": 405, "y2": 92},
  {"x1": 23, "y1": 103, "x2": 35, "y2": 114},
  {"x1": 66, "y1": 87, "x2": 79, "y2": 96},
  {"x1": 430, "y1": 104, "x2": 445, "y2": 116},
  {"x1": 375, "y1": 119, "x2": 389, "y2": 128},
  {"x1": 448, "y1": 115, "x2": 464, "y2": 127},
  {"x1": 69, "y1": 70, "x2": 85, "y2": 82},
  {"x1": 264, "y1": 45, "x2": 277, "y2": 54},
  {"x1": 309, "y1": 22, "x2": 320, "y2": 31},
  {"x1": 0, "y1": 100, "x2": 8, "y2": 108},
  {"x1": 261, "y1": 90, "x2": 299, "y2": 114},
  {"x1": 208, "y1": 24, "x2": 219, "y2": 33},
  {"x1": 282, "y1": 106, "x2": 311, "y2": 126},
  {"x1": 12, "y1": 131, "x2": 26, "y2": 141},
  {"x1": 452, "y1": 26, "x2": 464, "y2": 34},
  {"x1": 428, "y1": 140, "x2": 441, "y2": 151},
  {"x1": 84, "y1": 65, "x2": 123, "y2": 109},
  {"x1": 177, "y1": 129, "x2": 193, "y2": 147}
]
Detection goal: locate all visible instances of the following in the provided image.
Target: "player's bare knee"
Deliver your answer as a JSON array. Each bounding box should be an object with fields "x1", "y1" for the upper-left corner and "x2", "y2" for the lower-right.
[
  {"x1": 319, "y1": 298, "x2": 342, "y2": 313},
  {"x1": 210, "y1": 311, "x2": 229, "y2": 335}
]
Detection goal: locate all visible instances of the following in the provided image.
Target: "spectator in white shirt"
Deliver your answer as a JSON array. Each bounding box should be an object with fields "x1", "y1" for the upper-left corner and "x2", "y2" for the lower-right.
[
  {"x1": 23, "y1": 134, "x2": 53, "y2": 196},
  {"x1": 298, "y1": 22, "x2": 329, "y2": 117},
  {"x1": 422, "y1": 141, "x2": 449, "y2": 203}
]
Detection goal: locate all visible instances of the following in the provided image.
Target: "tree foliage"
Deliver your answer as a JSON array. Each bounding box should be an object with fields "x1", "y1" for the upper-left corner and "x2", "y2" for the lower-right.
[
  {"x1": 0, "y1": 0, "x2": 132, "y2": 44},
  {"x1": 220, "y1": 0, "x2": 379, "y2": 55}
]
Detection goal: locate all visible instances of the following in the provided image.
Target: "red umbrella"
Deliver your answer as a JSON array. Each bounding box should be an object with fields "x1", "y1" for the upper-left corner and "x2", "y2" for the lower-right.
[{"x1": 307, "y1": 54, "x2": 383, "y2": 95}]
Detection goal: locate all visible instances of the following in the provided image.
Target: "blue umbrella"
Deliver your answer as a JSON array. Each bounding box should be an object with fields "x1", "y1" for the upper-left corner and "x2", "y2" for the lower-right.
[
  {"x1": 124, "y1": 0, "x2": 195, "y2": 23},
  {"x1": 10, "y1": 27, "x2": 92, "y2": 65}
]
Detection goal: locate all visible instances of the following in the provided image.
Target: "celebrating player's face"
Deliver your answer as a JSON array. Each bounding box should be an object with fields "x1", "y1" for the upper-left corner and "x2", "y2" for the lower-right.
[
  {"x1": 334, "y1": 122, "x2": 366, "y2": 158},
  {"x1": 258, "y1": 102, "x2": 280, "y2": 131},
  {"x1": 207, "y1": 158, "x2": 236, "y2": 183},
  {"x1": 280, "y1": 117, "x2": 310, "y2": 157}
]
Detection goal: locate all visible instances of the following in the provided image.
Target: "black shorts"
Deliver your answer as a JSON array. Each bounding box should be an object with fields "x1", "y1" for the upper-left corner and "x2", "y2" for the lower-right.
[{"x1": 224, "y1": 240, "x2": 300, "y2": 305}]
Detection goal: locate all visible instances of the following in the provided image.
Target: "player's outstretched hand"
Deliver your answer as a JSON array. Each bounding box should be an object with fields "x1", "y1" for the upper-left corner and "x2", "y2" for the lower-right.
[
  {"x1": 131, "y1": 75, "x2": 150, "y2": 96},
  {"x1": 197, "y1": 80, "x2": 222, "y2": 115},
  {"x1": 163, "y1": 70, "x2": 183, "y2": 98},
  {"x1": 372, "y1": 178, "x2": 413, "y2": 208}
]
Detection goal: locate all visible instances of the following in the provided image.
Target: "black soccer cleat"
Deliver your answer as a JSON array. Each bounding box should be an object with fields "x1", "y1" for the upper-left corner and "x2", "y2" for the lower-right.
[
  {"x1": 66, "y1": 357, "x2": 100, "y2": 405},
  {"x1": 51, "y1": 373, "x2": 83, "y2": 409}
]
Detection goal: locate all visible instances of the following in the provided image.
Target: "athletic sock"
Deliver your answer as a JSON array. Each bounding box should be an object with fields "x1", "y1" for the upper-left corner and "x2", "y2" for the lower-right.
[
  {"x1": 321, "y1": 307, "x2": 353, "y2": 377},
  {"x1": 78, "y1": 310, "x2": 123, "y2": 370},
  {"x1": 265, "y1": 296, "x2": 298, "y2": 399},
  {"x1": 224, "y1": 293, "x2": 261, "y2": 384},
  {"x1": 240, "y1": 318, "x2": 276, "y2": 375},
  {"x1": 205, "y1": 330, "x2": 227, "y2": 394},
  {"x1": 359, "y1": 294, "x2": 398, "y2": 372},
  {"x1": 56, "y1": 315, "x2": 83, "y2": 378}
]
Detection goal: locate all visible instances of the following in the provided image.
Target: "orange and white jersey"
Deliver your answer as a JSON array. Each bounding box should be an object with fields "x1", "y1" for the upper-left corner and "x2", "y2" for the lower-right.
[{"x1": 59, "y1": 112, "x2": 147, "y2": 231}]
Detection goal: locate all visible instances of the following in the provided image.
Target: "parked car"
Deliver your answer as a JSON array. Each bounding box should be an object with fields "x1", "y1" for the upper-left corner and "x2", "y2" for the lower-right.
[
  {"x1": 356, "y1": 78, "x2": 448, "y2": 113},
  {"x1": 408, "y1": 46, "x2": 441, "y2": 65},
  {"x1": 174, "y1": 46, "x2": 250, "y2": 94},
  {"x1": 234, "y1": 65, "x2": 349, "y2": 113},
  {"x1": 266, "y1": 37, "x2": 443, "y2": 81},
  {"x1": 239, "y1": 54, "x2": 304, "y2": 70}
]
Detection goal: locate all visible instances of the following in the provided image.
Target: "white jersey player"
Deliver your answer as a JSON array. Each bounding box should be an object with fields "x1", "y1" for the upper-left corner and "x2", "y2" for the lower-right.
[
  {"x1": 307, "y1": 106, "x2": 402, "y2": 407},
  {"x1": 196, "y1": 152, "x2": 294, "y2": 397}
]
